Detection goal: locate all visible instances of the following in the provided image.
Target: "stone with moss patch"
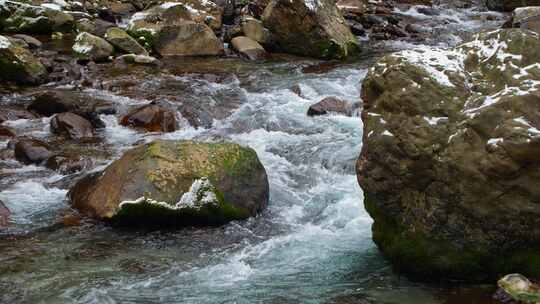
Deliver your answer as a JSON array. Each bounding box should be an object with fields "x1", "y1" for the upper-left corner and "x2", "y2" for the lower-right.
[
  {"x1": 261, "y1": 0, "x2": 359, "y2": 59},
  {"x1": 496, "y1": 274, "x2": 540, "y2": 303},
  {"x1": 72, "y1": 31, "x2": 114, "y2": 61},
  {"x1": 68, "y1": 140, "x2": 269, "y2": 227},
  {"x1": 2, "y1": 2, "x2": 73, "y2": 34},
  {"x1": 105, "y1": 27, "x2": 148, "y2": 56},
  {"x1": 126, "y1": 4, "x2": 224, "y2": 56},
  {"x1": 0, "y1": 34, "x2": 47, "y2": 84}
]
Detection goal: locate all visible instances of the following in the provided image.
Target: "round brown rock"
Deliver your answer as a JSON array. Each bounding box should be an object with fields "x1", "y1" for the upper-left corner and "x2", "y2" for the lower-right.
[
  {"x1": 51, "y1": 112, "x2": 94, "y2": 139},
  {"x1": 120, "y1": 104, "x2": 176, "y2": 132},
  {"x1": 307, "y1": 97, "x2": 350, "y2": 116}
]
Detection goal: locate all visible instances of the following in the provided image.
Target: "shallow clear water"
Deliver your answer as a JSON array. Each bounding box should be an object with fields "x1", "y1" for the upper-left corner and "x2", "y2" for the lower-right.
[{"x1": 0, "y1": 3, "x2": 506, "y2": 303}]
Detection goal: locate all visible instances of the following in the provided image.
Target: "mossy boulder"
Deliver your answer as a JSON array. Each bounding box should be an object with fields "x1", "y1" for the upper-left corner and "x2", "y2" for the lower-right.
[
  {"x1": 68, "y1": 140, "x2": 269, "y2": 227},
  {"x1": 72, "y1": 32, "x2": 114, "y2": 61},
  {"x1": 261, "y1": 0, "x2": 359, "y2": 59},
  {"x1": 126, "y1": 3, "x2": 224, "y2": 55},
  {"x1": 357, "y1": 29, "x2": 540, "y2": 282},
  {"x1": 0, "y1": 35, "x2": 47, "y2": 84},
  {"x1": 153, "y1": 21, "x2": 224, "y2": 57},
  {"x1": 496, "y1": 274, "x2": 540, "y2": 303},
  {"x1": 104, "y1": 27, "x2": 148, "y2": 56}
]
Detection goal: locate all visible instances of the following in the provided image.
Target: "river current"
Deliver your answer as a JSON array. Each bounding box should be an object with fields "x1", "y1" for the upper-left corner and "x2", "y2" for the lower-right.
[{"x1": 0, "y1": 3, "x2": 505, "y2": 303}]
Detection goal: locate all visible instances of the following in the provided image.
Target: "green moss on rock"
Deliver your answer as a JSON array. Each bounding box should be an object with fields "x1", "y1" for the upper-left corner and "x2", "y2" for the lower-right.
[
  {"x1": 69, "y1": 140, "x2": 268, "y2": 228},
  {"x1": 0, "y1": 35, "x2": 47, "y2": 84}
]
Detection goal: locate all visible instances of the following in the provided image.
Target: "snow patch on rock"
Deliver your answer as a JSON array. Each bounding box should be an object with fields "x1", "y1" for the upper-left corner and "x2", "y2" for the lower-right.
[
  {"x1": 118, "y1": 177, "x2": 220, "y2": 212},
  {"x1": 392, "y1": 47, "x2": 465, "y2": 87},
  {"x1": 0, "y1": 35, "x2": 12, "y2": 49}
]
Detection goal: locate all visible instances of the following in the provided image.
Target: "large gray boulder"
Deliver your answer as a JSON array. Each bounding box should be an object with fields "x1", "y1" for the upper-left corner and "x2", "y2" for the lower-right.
[
  {"x1": 154, "y1": 21, "x2": 224, "y2": 56},
  {"x1": 357, "y1": 29, "x2": 540, "y2": 281},
  {"x1": 261, "y1": 0, "x2": 359, "y2": 59},
  {"x1": 69, "y1": 140, "x2": 269, "y2": 227},
  {"x1": 127, "y1": 3, "x2": 224, "y2": 56}
]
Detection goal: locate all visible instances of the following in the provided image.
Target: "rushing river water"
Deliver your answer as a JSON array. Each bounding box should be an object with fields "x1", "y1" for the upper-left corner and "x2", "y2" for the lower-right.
[{"x1": 0, "y1": 3, "x2": 507, "y2": 304}]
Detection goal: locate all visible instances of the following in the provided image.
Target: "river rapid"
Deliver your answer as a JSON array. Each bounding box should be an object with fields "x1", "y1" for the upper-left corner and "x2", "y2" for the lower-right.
[{"x1": 0, "y1": 3, "x2": 506, "y2": 303}]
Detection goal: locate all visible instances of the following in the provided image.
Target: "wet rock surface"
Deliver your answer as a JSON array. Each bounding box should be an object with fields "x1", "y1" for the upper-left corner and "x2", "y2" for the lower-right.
[
  {"x1": 0, "y1": 106, "x2": 36, "y2": 122},
  {"x1": 14, "y1": 138, "x2": 53, "y2": 165},
  {"x1": 50, "y1": 112, "x2": 94, "y2": 139},
  {"x1": 120, "y1": 104, "x2": 177, "y2": 132},
  {"x1": 307, "y1": 97, "x2": 353, "y2": 116}
]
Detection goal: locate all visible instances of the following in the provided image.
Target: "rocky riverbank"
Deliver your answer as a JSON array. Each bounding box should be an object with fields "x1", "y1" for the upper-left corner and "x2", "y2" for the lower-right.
[{"x1": 1, "y1": 0, "x2": 538, "y2": 302}]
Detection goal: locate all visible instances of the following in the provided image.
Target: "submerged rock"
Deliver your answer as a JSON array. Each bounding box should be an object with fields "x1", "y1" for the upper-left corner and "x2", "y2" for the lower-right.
[
  {"x1": 69, "y1": 140, "x2": 269, "y2": 227},
  {"x1": 495, "y1": 274, "x2": 540, "y2": 303},
  {"x1": 262, "y1": 0, "x2": 359, "y2": 59},
  {"x1": 72, "y1": 32, "x2": 114, "y2": 61},
  {"x1": 45, "y1": 154, "x2": 91, "y2": 174},
  {"x1": 0, "y1": 35, "x2": 47, "y2": 84},
  {"x1": 50, "y1": 112, "x2": 94, "y2": 139},
  {"x1": 0, "y1": 126, "x2": 15, "y2": 139},
  {"x1": 307, "y1": 97, "x2": 352, "y2": 116},
  {"x1": 0, "y1": 106, "x2": 36, "y2": 122},
  {"x1": 120, "y1": 104, "x2": 177, "y2": 132},
  {"x1": 357, "y1": 29, "x2": 540, "y2": 281},
  {"x1": 14, "y1": 138, "x2": 53, "y2": 165}
]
